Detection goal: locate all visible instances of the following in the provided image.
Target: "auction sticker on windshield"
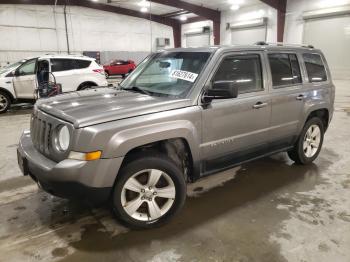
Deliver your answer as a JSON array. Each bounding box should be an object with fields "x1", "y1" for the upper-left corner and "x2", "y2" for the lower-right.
[{"x1": 170, "y1": 70, "x2": 198, "y2": 83}]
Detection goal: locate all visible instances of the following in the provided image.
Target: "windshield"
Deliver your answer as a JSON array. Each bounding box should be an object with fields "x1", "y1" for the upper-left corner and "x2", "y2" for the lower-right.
[
  {"x1": 0, "y1": 60, "x2": 26, "y2": 74},
  {"x1": 121, "y1": 51, "x2": 211, "y2": 98}
]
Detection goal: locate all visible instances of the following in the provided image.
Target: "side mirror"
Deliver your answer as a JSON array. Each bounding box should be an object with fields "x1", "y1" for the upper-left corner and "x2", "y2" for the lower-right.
[
  {"x1": 202, "y1": 81, "x2": 238, "y2": 104},
  {"x1": 11, "y1": 70, "x2": 18, "y2": 77}
]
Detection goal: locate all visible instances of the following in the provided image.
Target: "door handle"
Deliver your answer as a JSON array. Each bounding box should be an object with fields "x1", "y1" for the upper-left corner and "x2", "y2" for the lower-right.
[
  {"x1": 296, "y1": 94, "x2": 305, "y2": 100},
  {"x1": 253, "y1": 101, "x2": 268, "y2": 109}
]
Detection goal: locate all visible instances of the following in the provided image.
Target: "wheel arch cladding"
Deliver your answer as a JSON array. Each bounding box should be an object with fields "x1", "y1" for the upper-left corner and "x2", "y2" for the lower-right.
[{"x1": 104, "y1": 120, "x2": 200, "y2": 173}]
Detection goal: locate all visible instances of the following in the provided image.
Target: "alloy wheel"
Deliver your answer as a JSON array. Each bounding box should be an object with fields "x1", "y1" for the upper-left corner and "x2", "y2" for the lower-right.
[
  {"x1": 303, "y1": 124, "x2": 321, "y2": 158},
  {"x1": 121, "y1": 169, "x2": 176, "y2": 221},
  {"x1": 0, "y1": 94, "x2": 8, "y2": 112}
]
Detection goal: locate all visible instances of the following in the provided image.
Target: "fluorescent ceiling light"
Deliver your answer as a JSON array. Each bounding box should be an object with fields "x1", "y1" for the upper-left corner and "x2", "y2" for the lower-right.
[
  {"x1": 230, "y1": 4, "x2": 240, "y2": 11},
  {"x1": 138, "y1": 0, "x2": 150, "y2": 7},
  {"x1": 180, "y1": 16, "x2": 187, "y2": 21},
  {"x1": 140, "y1": 7, "x2": 148, "y2": 12}
]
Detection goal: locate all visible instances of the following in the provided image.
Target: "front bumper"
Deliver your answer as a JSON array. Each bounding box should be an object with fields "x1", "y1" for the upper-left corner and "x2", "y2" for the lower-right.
[{"x1": 17, "y1": 131, "x2": 124, "y2": 205}]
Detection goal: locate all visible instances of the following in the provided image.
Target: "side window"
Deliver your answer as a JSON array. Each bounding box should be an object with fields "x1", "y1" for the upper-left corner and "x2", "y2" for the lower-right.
[
  {"x1": 213, "y1": 54, "x2": 263, "y2": 95},
  {"x1": 51, "y1": 59, "x2": 75, "y2": 72},
  {"x1": 303, "y1": 53, "x2": 327, "y2": 82},
  {"x1": 17, "y1": 59, "x2": 36, "y2": 76},
  {"x1": 75, "y1": 59, "x2": 91, "y2": 69},
  {"x1": 268, "y1": 53, "x2": 302, "y2": 87}
]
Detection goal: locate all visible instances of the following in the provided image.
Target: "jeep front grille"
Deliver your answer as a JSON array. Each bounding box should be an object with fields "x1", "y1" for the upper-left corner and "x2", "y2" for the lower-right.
[{"x1": 30, "y1": 114, "x2": 52, "y2": 155}]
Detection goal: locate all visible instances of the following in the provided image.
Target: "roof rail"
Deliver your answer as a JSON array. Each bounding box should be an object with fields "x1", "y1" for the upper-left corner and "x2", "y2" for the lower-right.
[{"x1": 254, "y1": 41, "x2": 314, "y2": 49}]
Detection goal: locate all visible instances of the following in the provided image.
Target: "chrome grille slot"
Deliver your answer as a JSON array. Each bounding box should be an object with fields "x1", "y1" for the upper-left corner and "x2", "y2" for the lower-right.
[{"x1": 31, "y1": 113, "x2": 53, "y2": 156}]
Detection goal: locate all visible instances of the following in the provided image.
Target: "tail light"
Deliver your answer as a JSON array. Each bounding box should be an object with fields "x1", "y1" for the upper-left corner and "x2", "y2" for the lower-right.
[{"x1": 93, "y1": 69, "x2": 105, "y2": 75}]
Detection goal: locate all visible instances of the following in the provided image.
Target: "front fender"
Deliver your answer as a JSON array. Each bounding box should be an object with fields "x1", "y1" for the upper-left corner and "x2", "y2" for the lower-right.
[{"x1": 104, "y1": 120, "x2": 200, "y2": 163}]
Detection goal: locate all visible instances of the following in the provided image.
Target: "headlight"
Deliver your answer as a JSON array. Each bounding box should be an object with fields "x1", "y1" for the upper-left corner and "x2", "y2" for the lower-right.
[{"x1": 57, "y1": 125, "x2": 70, "y2": 151}]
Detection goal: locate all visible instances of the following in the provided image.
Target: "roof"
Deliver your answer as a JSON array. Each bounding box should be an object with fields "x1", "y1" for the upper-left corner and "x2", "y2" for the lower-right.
[{"x1": 37, "y1": 54, "x2": 94, "y2": 60}]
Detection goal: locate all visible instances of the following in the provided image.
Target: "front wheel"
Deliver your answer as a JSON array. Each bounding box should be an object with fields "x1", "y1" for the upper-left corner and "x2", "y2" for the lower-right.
[
  {"x1": 0, "y1": 91, "x2": 11, "y2": 114},
  {"x1": 288, "y1": 117, "x2": 324, "y2": 164},
  {"x1": 112, "y1": 154, "x2": 186, "y2": 229}
]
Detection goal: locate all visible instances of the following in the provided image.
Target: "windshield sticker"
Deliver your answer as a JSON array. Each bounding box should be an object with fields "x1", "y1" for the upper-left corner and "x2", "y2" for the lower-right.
[{"x1": 170, "y1": 70, "x2": 198, "y2": 83}]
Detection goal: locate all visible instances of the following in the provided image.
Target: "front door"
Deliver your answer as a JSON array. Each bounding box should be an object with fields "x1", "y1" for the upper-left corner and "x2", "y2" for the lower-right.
[
  {"x1": 201, "y1": 52, "x2": 271, "y2": 174},
  {"x1": 13, "y1": 58, "x2": 37, "y2": 99}
]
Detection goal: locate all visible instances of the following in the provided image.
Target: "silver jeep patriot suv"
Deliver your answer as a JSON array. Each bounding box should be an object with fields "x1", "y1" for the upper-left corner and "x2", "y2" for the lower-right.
[{"x1": 17, "y1": 44, "x2": 335, "y2": 228}]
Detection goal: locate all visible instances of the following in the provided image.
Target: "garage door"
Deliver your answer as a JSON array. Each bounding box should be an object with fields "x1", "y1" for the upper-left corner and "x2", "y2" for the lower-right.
[
  {"x1": 186, "y1": 33, "x2": 210, "y2": 47},
  {"x1": 231, "y1": 26, "x2": 266, "y2": 45},
  {"x1": 304, "y1": 15, "x2": 350, "y2": 80}
]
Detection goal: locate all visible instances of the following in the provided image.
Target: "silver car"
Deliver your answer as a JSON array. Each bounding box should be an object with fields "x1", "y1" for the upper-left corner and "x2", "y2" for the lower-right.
[{"x1": 17, "y1": 44, "x2": 335, "y2": 228}]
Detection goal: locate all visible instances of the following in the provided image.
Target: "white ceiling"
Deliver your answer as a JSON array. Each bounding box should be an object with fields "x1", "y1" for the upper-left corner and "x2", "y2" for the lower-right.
[
  {"x1": 98, "y1": 0, "x2": 263, "y2": 19},
  {"x1": 183, "y1": 0, "x2": 262, "y2": 11},
  {"x1": 105, "y1": 0, "x2": 180, "y2": 15}
]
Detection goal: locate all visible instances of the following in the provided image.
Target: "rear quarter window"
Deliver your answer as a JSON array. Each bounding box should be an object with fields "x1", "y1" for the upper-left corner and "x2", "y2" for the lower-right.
[
  {"x1": 303, "y1": 53, "x2": 327, "y2": 83},
  {"x1": 75, "y1": 59, "x2": 91, "y2": 69}
]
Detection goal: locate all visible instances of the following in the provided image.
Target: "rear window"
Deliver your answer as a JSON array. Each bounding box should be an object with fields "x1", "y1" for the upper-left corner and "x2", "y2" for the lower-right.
[
  {"x1": 75, "y1": 59, "x2": 91, "y2": 69},
  {"x1": 51, "y1": 59, "x2": 75, "y2": 72},
  {"x1": 303, "y1": 53, "x2": 327, "y2": 82},
  {"x1": 268, "y1": 53, "x2": 302, "y2": 87}
]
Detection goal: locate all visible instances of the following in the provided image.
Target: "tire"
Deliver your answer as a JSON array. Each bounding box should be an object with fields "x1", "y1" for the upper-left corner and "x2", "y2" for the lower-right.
[
  {"x1": 0, "y1": 91, "x2": 11, "y2": 114},
  {"x1": 79, "y1": 83, "x2": 96, "y2": 90},
  {"x1": 105, "y1": 71, "x2": 109, "y2": 79},
  {"x1": 112, "y1": 153, "x2": 186, "y2": 229},
  {"x1": 288, "y1": 117, "x2": 324, "y2": 164},
  {"x1": 121, "y1": 74, "x2": 126, "y2": 79}
]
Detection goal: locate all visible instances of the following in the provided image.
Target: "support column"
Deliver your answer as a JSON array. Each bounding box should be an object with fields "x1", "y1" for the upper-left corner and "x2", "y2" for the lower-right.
[
  {"x1": 172, "y1": 22, "x2": 181, "y2": 48},
  {"x1": 277, "y1": 9, "x2": 286, "y2": 42},
  {"x1": 213, "y1": 19, "x2": 221, "y2": 45}
]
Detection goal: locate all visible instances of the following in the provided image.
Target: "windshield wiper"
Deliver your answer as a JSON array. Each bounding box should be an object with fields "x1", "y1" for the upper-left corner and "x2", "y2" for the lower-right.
[{"x1": 123, "y1": 86, "x2": 151, "y2": 95}]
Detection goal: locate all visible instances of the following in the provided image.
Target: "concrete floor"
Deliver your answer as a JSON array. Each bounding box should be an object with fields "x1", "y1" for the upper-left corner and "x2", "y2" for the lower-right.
[{"x1": 0, "y1": 80, "x2": 349, "y2": 262}]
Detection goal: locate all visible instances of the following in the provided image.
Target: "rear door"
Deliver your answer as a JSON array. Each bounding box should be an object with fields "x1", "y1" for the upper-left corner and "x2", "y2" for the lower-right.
[
  {"x1": 266, "y1": 52, "x2": 305, "y2": 149},
  {"x1": 12, "y1": 58, "x2": 37, "y2": 99},
  {"x1": 50, "y1": 58, "x2": 77, "y2": 92}
]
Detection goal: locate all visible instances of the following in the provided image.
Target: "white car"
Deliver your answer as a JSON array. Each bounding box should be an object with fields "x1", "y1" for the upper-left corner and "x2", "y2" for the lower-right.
[{"x1": 0, "y1": 54, "x2": 108, "y2": 113}]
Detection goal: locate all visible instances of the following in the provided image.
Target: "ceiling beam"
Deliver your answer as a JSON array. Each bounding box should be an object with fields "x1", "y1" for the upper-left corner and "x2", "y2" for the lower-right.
[
  {"x1": 149, "y1": 0, "x2": 220, "y2": 22},
  {"x1": 162, "y1": 10, "x2": 191, "y2": 18},
  {"x1": 181, "y1": 16, "x2": 207, "y2": 24},
  {"x1": 0, "y1": 0, "x2": 179, "y2": 27},
  {"x1": 259, "y1": 0, "x2": 286, "y2": 12}
]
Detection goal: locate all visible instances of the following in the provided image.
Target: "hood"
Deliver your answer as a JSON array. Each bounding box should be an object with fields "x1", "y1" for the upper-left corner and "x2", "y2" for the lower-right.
[{"x1": 37, "y1": 88, "x2": 192, "y2": 128}]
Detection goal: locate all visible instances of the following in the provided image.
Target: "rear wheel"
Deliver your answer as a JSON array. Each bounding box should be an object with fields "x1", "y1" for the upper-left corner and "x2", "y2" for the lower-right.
[
  {"x1": 112, "y1": 154, "x2": 186, "y2": 229},
  {"x1": 288, "y1": 117, "x2": 324, "y2": 164},
  {"x1": 0, "y1": 91, "x2": 11, "y2": 114},
  {"x1": 79, "y1": 83, "x2": 96, "y2": 90}
]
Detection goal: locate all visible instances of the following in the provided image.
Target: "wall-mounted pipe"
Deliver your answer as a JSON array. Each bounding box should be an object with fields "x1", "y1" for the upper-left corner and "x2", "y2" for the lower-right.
[{"x1": 63, "y1": 4, "x2": 70, "y2": 54}]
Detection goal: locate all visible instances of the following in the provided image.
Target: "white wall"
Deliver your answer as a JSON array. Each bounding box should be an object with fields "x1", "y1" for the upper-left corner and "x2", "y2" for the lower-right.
[
  {"x1": 220, "y1": 3, "x2": 277, "y2": 45},
  {"x1": 284, "y1": 0, "x2": 350, "y2": 44},
  {"x1": 0, "y1": 4, "x2": 174, "y2": 66},
  {"x1": 181, "y1": 20, "x2": 214, "y2": 47}
]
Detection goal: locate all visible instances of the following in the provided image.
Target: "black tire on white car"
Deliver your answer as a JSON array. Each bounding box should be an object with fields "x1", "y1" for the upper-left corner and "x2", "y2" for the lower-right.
[
  {"x1": 112, "y1": 153, "x2": 186, "y2": 229},
  {"x1": 0, "y1": 91, "x2": 11, "y2": 114}
]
